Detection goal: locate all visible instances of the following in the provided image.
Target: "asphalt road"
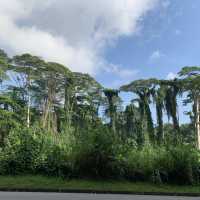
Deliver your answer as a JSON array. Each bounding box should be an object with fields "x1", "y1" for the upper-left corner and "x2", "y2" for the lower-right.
[{"x1": 0, "y1": 192, "x2": 199, "y2": 200}]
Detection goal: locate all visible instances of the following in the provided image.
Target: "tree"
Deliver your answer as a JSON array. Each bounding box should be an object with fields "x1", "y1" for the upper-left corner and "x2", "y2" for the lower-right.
[
  {"x1": 38, "y1": 62, "x2": 71, "y2": 133},
  {"x1": 120, "y1": 79, "x2": 156, "y2": 144},
  {"x1": 124, "y1": 103, "x2": 142, "y2": 141},
  {"x1": 158, "y1": 79, "x2": 182, "y2": 142},
  {"x1": 72, "y1": 72, "x2": 103, "y2": 131},
  {"x1": 178, "y1": 66, "x2": 200, "y2": 149},
  {"x1": 0, "y1": 49, "x2": 9, "y2": 85},
  {"x1": 12, "y1": 54, "x2": 44, "y2": 128},
  {"x1": 152, "y1": 84, "x2": 166, "y2": 144},
  {"x1": 103, "y1": 89, "x2": 119, "y2": 134},
  {"x1": 64, "y1": 74, "x2": 74, "y2": 130}
]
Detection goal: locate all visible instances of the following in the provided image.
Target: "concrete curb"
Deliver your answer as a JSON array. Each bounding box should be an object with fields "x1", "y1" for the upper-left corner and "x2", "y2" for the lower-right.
[{"x1": 0, "y1": 188, "x2": 199, "y2": 197}]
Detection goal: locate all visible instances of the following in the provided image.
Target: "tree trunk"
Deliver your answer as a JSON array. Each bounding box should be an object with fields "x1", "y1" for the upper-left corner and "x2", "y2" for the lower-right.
[
  {"x1": 110, "y1": 111, "x2": 116, "y2": 134},
  {"x1": 42, "y1": 78, "x2": 57, "y2": 134},
  {"x1": 171, "y1": 96, "x2": 180, "y2": 132},
  {"x1": 145, "y1": 103, "x2": 155, "y2": 143},
  {"x1": 172, "y1": 114, "x2": 179, "y2": 131},
  {"x1": 156, "y1": 103, "x2": 164, "y2": 144},
  {"x1": 64, "y1": 80, "x2": 73, "y2": 129},
  {"x1": 27, "y1": 77, "x2": 31, "y2": 128},
  {"x1": 27, "y1": 94, "x2": 30, "y2": 128},
  {"x1": 109, "y1": 98, "x2": 116, "y2": 134},
  {"x1": 196, "y1": 96, "x2": 200, "y2": 149},
  {"x1": 42, "y1": 98, "x2": 50, "y2": 128}
]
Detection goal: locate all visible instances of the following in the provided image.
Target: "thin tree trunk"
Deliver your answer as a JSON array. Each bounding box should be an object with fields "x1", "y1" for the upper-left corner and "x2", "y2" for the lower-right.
[
  {"x1": 27, "y1": 94, "x2": 30, "y2": 128},
  {"x1": 172, "y1": 97, "x2": 180, "y2": 132},
  {"x1": 64, "y1": 82, "x2": 72, "y2": 129},
  {"x1": 109, "y1": 98, "x2": 116, "y2": 134},
  {"x1": 111, "y1": 111, "x2": 116, "y2": 134},
  {"x1": 27, "y1": 77, "x2": 31, "y2": 128},
  {"x1": 42, "y1": 78, "x2": 56, "y2": 133},
  {"x1": 196, "y1": 96, "x2": 200, "y2": 149},
  {"x1": 172, "y1": 115, "x2": 179, "y2": 131},
  {"x1": 42, "y1": 99, "x2": 50, "y2": 128}
]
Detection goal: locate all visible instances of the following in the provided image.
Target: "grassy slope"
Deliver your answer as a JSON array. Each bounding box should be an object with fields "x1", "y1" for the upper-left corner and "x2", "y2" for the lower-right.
[{"x1": 0, "y1": 176, "x2": 199, "y2": 194}]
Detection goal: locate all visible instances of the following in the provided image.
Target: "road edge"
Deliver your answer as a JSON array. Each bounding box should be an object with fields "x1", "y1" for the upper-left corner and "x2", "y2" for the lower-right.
[{"x1": 0, "y1": 188, "x2": 199, "y2": 197}]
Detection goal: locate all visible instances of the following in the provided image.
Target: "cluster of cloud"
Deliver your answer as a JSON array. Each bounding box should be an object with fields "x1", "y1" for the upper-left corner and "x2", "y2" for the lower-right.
[
  {"x1": 103, "y1": 63, "x2": 139, "y2": 79},
  {"x1": 149, "y1": 50, "x2": 165, "y2": 61},
  {"x1": 0, "y1": 0, "x2": 158, "y2": 77}
]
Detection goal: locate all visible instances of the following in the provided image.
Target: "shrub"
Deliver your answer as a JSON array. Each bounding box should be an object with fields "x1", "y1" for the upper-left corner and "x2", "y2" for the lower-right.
[
  {"x1": 156, "y1": 145, "x2": 200, "y2": 184},
  {"x1": 124, "y1": 144, "x2": 200, "y2": 185},
  {"x1": 35, "y1": 133, "x2": 75, "y2": 178},
  {"x1": 124, "y1": 145, "x2": 160, "y2": 182},
  {"x1": 0, "y1": 125, "x2": 199, "y2": 185},
  {"x1": 0, "y1": 126, "x2": 75, "y2": 177},
  {"x1": 0, "y1": 126, "x2": 43, "y2": 174},
  {"x1": 73, "y1": 126, "x2": 125, "y2": 179}
]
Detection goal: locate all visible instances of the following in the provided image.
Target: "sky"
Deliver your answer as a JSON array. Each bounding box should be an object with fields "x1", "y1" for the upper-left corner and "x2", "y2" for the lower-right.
[{"x1": 0, "y1": 0, "x2": 199, "y2": 123}]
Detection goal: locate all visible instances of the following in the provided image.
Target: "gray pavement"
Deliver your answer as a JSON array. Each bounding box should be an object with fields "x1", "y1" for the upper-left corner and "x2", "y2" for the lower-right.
[{"x1": 0, "y1": 192, "x2": 199, "y2": 200}]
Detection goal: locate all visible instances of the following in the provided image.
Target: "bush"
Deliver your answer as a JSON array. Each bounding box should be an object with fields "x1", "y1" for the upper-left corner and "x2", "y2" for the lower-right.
[
  {"x1": 157, "y1": 145, "x2": 200, "y2": 184},
  {"x1": 73, "y1": 126, "x2": 125, "y2": 179},
  {"x1": 124, "y1": 145, "x2": 160, "y2": 182},
  {"x1": 124, "y1": 144, "x2": 200, "y2": 185},
  {"x1": 0, "y1": 127, "x2": 43, "y2": 174},
  {"x1": 35, "y1": 134, "x2": 75, "y2": 178},
  {"x1": 0, "y1": 126, "x2": 74, "y2": 177},
  {"x1": 0, "y1": 126, "x2": 199, "y2": 185}
]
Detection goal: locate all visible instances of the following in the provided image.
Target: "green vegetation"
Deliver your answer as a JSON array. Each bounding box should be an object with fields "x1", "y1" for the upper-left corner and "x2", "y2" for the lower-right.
[
  {"x1": 0, "y1": 49, "x2": 200, "y2": 186},
  {"x1": 0, "y1": 176, "x2": 200, "y2": 194}
]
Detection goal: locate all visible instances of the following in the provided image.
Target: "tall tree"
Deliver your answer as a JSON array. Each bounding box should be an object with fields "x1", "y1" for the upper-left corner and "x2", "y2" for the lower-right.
[
  {"x1": 12, "y1": 54, "x2": 44, "y2": 128},
  {"x1": 152, "y1": 83, "x2": 166, "y2": 144},
  {"x1": 178, "y1": 66, "x2": 200, "y2": 149},
  {"x1": 72, "y1": 72, "x2": 103, "y2": 131},
  {"x1": 121, "y1": 79, "x2": 156, "y2": 144},
  {"x1": 160, "y1": 79, "x2": 182, "y2": 139},
  {"x1": 124, "y1": 103, "x2": 142, "y2": 141},
  {"x1": 103, "y1": 89, "x2": 119, "y2": 134},
  {"x1": 38, "y1": 62, "x2": 71, "y2": 133},
  {"x1": 64, "y1": 75, "x2": 74, "y2": 130}
]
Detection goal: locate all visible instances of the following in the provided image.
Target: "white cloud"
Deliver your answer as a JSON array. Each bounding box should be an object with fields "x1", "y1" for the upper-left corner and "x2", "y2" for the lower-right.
[
  {"x1": 149, "y1": 50, "x2": 164, "y2": 60},
  {"x1": 166, "y1": 72, "x2": 177, "y2": 80},
  {"x1": 102, "y1": 63, "x2": 139, "y2": 88},
  {"x1": 103, "y1": 64, "x2": 138, "y2": 79},
  {"x1": 0, "y1": 0, "x2": 158, "y2": 75}
]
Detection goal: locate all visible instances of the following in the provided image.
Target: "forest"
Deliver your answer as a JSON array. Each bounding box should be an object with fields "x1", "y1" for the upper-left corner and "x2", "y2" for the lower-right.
[{"x1": 0, "y1": 48, "x2": 200, "y2": 185}]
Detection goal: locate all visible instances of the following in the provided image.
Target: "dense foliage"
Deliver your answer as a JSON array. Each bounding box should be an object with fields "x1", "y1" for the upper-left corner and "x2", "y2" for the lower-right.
[{"x1": 0, "y1": 49, "x2": 200, "y2": 185}]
